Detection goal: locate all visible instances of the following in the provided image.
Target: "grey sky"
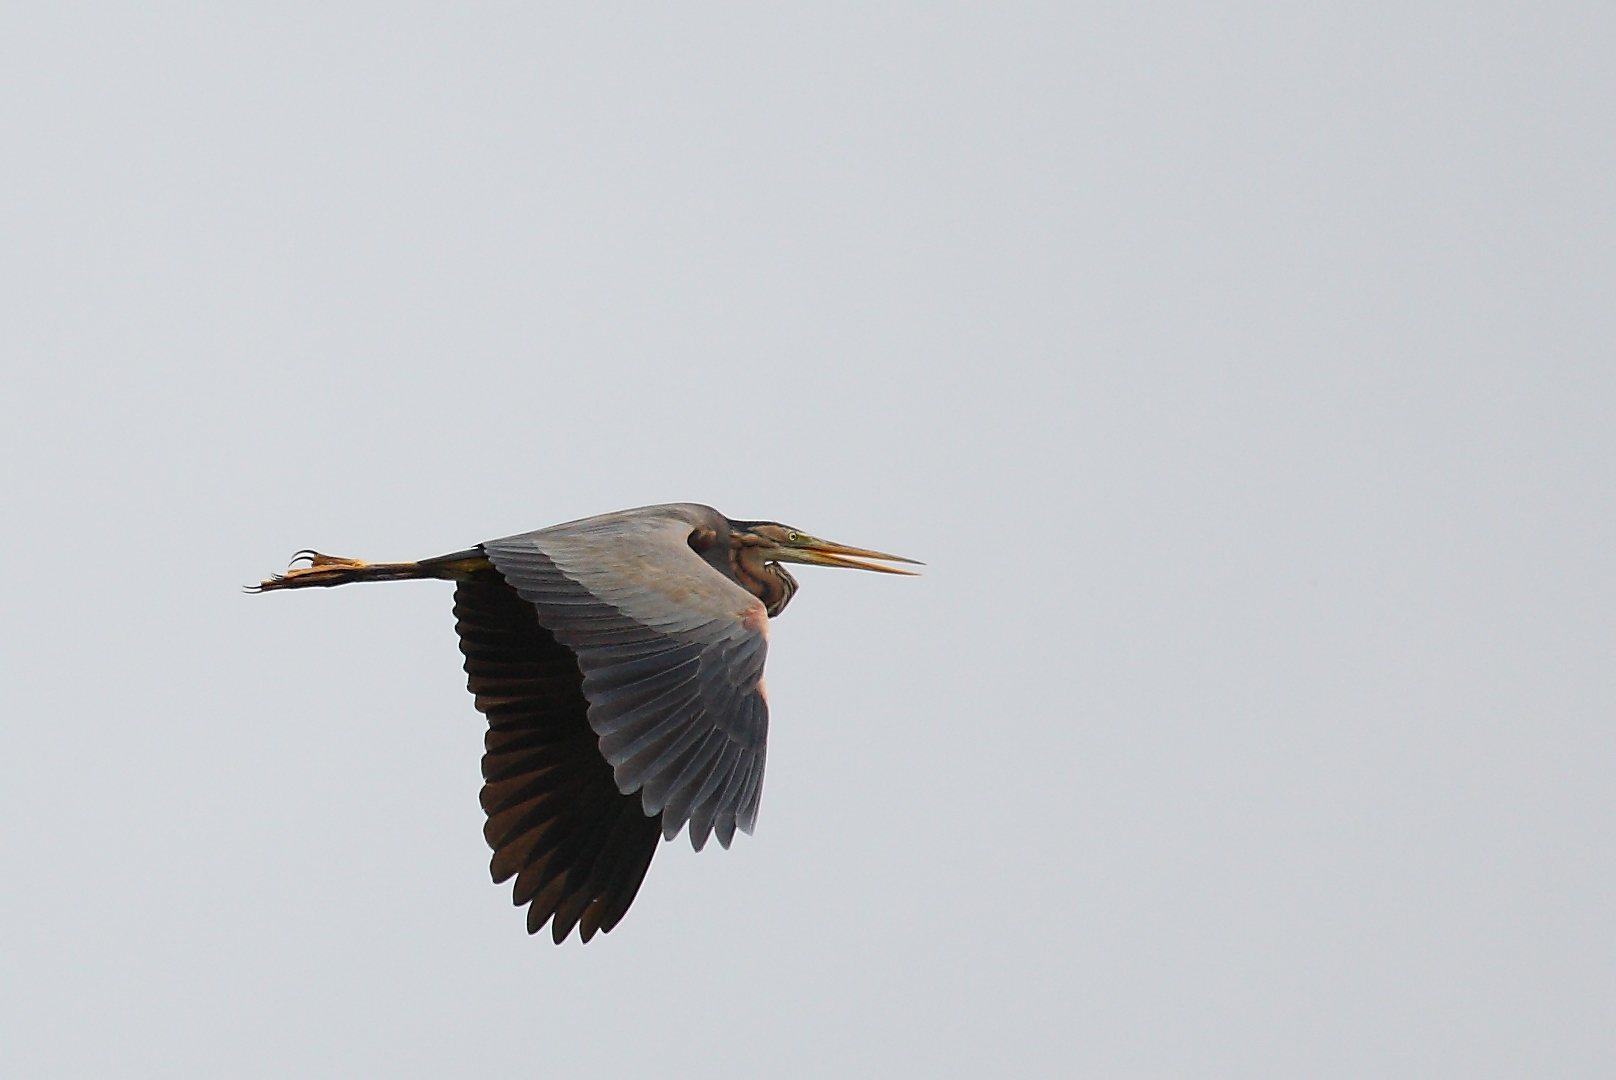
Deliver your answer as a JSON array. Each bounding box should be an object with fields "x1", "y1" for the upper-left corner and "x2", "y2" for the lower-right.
[{"x1": 1, "y1": 5, "x2": 1612, "y2": 1077}]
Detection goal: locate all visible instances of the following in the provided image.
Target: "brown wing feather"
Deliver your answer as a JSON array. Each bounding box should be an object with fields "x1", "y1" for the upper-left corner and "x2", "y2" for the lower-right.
[{"x1": 452, "y1": 573, "x2": 661, "y2": 943}]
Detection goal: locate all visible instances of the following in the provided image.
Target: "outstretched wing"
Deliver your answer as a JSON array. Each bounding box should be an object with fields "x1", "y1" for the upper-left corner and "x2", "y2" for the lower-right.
[
  {"x1": 454, "y1": 574, "x2": 662, "y2": 943},
  {"x1": 482, "y1": 505, "x2": 770, "y2": 852}
]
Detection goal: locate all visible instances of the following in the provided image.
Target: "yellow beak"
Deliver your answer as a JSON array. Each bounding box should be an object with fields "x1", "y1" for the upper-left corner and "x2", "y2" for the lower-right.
[{"x1": 772, "y1": 539, "x2": 923, "y2": 575}]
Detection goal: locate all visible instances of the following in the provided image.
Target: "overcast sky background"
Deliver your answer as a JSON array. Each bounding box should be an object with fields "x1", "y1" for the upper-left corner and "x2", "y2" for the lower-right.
[{"x1": 1, "y1": 4, "x2": 1612, "y2": 1077}]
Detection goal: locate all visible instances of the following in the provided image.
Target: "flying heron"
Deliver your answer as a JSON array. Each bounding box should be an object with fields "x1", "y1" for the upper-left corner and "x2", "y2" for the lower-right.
[{"x1": 253, "y1": 503, "x2": 918, "y2": 943}]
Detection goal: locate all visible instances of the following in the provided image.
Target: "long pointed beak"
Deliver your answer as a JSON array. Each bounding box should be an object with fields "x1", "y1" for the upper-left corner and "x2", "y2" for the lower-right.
[{"x1": 774, "y1": 539, "x2": 923, "y2": 575}]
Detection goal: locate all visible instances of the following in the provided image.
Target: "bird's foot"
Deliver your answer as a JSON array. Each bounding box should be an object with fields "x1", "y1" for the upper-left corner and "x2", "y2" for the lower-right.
[{"x1": 249, "y1": 552, "x2": 371, "y2": 592}]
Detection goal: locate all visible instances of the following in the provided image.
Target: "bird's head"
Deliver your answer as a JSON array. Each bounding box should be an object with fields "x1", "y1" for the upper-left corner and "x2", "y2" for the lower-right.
[{"x1": 724, "y1": 520, "x2": 920, "y2": 617}]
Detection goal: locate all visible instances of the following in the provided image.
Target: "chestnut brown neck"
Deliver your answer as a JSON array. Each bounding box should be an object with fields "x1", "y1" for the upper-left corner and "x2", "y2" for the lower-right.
[{"x1": 729, "y1": 539, "x2": 799, "y2": 617}]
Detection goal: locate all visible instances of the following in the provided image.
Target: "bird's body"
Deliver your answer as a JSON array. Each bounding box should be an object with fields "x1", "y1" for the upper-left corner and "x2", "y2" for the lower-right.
[{"x1": 254, "y1": 503, "x2": 916, "y2": 942}]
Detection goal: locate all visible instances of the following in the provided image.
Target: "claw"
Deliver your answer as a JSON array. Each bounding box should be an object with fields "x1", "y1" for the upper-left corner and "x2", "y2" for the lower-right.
[{"x1": 251, "y1": 551, "x2": 373, "y2": 592}]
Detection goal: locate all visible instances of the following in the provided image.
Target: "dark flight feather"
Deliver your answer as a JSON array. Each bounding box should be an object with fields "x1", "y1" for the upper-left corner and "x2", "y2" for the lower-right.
[{"x1": 452, "y1": 573, "x2": 662, "y2": 943}]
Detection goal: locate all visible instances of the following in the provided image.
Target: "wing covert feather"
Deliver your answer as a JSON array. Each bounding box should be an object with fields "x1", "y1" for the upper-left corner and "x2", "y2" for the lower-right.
[{"x1": 482, "y1": 505, "x2": 771, "y2": 849}]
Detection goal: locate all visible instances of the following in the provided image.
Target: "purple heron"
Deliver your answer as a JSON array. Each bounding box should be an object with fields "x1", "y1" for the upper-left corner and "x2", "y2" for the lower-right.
[{"x1": 253, "y1": 503, "x2": 917, "y2": 943}]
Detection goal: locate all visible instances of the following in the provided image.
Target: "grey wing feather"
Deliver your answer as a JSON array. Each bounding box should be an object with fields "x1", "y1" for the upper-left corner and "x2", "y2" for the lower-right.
[{"x1": 483, "y1": 505, "x2": 770, "y2": 848}]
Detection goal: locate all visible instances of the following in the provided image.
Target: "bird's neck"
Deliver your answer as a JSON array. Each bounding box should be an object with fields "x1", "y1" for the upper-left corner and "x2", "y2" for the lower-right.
[{"x1": 731, "y1": 542, "x2": 798, "y2": 617}]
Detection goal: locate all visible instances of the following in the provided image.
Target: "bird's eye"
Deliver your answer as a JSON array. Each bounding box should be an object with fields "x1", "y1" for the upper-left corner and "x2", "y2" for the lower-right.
[{"x1": 788, "y1": 532, "x2": 801, "y2": 542}]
